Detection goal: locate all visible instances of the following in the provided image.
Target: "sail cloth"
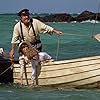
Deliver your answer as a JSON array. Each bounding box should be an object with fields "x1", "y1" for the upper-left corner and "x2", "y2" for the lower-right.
[{"x1": 94, "y1": 34, "x2": 100, "y2": 42}]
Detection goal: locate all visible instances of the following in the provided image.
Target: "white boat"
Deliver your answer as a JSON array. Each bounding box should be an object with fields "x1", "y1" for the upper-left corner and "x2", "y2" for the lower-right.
[{"x1": 13, "y1": 55, "x2": 100, "y2": 88}]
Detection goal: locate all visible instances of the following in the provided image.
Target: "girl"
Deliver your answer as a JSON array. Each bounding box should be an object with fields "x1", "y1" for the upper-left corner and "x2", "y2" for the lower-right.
[{"x1": 18, "y1": 41, "x2": 53, "y2": 85}]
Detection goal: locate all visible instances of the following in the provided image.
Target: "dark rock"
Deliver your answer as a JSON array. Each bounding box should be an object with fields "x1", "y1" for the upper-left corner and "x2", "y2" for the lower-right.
[
  {"x1": 95, "y1": 13, "x2": 100, "y2": 21},
  {"x1": 34, "y1": 13, "x2": 74, "y2": 22},
  {"x1": 75, "y1": 10, "x2": 96, "y2": 22},
  {"x1": 33, "y1": 10, "x2": 100, "y2": 22}
]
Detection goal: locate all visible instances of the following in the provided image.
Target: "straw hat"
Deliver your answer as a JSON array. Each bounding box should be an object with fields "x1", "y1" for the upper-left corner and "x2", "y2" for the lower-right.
[{"x1": 18, "y1": 41, "x2": 39, "y2": 60}]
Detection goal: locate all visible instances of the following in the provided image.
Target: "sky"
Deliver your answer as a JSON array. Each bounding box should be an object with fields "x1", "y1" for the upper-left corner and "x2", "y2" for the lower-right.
[{"x1": 0, "y1": 0, "x2": 100, "y2": 14}]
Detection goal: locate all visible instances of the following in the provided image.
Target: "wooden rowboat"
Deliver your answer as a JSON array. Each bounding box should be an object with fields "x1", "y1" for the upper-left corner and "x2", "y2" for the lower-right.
[{"x1": 13, "y1": 55, "x2": 100, "y2": 88}]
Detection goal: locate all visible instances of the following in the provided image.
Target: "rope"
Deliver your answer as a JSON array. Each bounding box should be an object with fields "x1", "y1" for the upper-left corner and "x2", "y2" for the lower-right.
[
  {"x1": 55, "y1": 32, "x2": 89, "y2": 61},
  {"x1": 92, "y1": 1, "x2": 100, "y2": 37},
  {"x1": 56, "y1": 36, "x2": 60, "y2": 61},
  {"x1": 0, "y1": 64, "x2": 13, "y2": 77},
  {"x1": 64, "y1": 33, "x2": 89, "y2": 37}
]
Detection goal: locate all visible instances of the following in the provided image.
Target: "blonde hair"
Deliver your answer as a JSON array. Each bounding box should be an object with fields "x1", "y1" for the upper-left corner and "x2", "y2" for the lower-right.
[{"x1": 18, "y1": 41, "x2": 39, "y2": 60}]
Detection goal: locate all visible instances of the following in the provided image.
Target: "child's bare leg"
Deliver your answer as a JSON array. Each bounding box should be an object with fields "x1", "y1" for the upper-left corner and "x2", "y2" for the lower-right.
[
  {"x1": 30, "y1": 60, "x2": 38, "y2": 85},
  {"x1": 19, "y1": 58, "x2": 25, "y2": 85},
  {"x1": 20, "y1": 75, "x2": 23, "y2": 85}
]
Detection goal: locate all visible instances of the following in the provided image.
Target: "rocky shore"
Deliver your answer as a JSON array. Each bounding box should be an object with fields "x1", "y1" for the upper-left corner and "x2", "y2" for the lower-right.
[{"x1": 33, "y1": 10, "x2": 100, "y2": 22}]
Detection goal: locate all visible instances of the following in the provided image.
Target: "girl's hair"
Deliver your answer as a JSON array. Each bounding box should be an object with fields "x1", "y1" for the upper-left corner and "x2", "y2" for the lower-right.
[{"x1": 19, "y1": 43, "x2": 28, "y2": 54}]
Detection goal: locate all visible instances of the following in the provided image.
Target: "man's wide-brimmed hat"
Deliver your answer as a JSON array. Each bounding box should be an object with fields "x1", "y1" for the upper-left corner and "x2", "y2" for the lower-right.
[{"x1": 17, "y1": 9, "x2": 30, "y2": 16}]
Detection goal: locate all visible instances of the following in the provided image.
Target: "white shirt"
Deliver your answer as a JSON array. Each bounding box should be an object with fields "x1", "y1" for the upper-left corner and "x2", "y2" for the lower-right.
[
  {"x1": 19, "y1": 52, "x2": 52, "y2": 63},
  {"x1": 39, "y1": 52, "x2": 52, "y2": 61},
  {"x1": 11, "y1": 18, "x2": 54, "y2": 44}
]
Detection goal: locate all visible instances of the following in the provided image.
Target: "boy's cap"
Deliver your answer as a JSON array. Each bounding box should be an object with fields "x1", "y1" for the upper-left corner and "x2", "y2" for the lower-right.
[{"x1": 17, "y1": 9, "x2": 30, "y2": 16}]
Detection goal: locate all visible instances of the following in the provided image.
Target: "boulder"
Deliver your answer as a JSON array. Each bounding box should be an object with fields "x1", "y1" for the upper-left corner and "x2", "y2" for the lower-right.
[
  {"x1": 75, "y1": 10, "x2": 96, "y2": 22},
  {"x1": 34, "y1": 13, "x2": 74, "y2": 22}
]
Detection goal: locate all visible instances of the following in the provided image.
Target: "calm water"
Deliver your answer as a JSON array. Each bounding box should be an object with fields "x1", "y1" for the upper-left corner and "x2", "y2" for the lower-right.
[
  {"x1": 1, "y1": 84, "x2": 100, "y2": 100},
  {"x1": 1, "y1": 14, "x2": 100, "y2": 99},
  {"x1": 1, "y1": 14, "x2": 100, "y2": 60}
]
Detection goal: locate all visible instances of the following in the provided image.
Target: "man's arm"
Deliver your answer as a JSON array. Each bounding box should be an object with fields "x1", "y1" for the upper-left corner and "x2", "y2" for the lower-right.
[
  {"x1": 53, "y1": 29, "x2": 63, "y2": 35},
  {"x1": 34, "y1": 19, "x2": 63, "y2": 35},
  {"x1": 9, "y1": 43, "x2": 16, "y2": 59}
]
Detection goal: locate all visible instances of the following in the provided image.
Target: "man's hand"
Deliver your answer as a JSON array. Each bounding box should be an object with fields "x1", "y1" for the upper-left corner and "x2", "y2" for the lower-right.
[{"x1": 53, "y1": 29, "x2": 63, "y2": 35}]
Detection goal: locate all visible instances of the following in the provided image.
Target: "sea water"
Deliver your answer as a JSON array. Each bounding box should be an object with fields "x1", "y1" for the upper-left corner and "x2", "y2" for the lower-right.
[
  {"x1": 1, "y1": 14, "x2": 100, "y2": 99},
  {"x1": 0, "y1": 84, "x2": 100, "y2": 100},
  {"x1": 1, "y1": 14, "x2": 100, "y2": 60}
]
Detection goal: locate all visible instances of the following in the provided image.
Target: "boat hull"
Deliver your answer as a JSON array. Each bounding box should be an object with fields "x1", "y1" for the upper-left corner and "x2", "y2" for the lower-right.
[{"x1": 13, "y1": 56, "x2": 100, "y2": 88}]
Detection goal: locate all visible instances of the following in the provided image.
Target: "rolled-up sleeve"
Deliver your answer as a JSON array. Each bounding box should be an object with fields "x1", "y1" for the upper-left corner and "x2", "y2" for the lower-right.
[{"x1": 34, "y1": 19, "x2": 54, "y2": 33}]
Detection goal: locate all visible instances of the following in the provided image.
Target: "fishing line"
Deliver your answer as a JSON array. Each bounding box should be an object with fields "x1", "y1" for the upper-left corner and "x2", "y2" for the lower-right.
[
  {"x1": 56, "y1": 35, "x2": 60, "y2": 61},
  {"x1": 92, "y1": 1, "x2": 100, "y2": 38},
  {"x1": 86, "y1": 1, "x2": 100, "y2": 57},
  {"x1": 64, "y1": 33, "x2": 89, "y2": 37},
  {"x1": 55, "y1": 2, "x2": 100, "y2": 60},
  {"x1": 55, "y1": 32, "x2": 91, "y2": 61}
]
